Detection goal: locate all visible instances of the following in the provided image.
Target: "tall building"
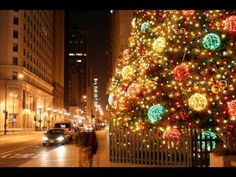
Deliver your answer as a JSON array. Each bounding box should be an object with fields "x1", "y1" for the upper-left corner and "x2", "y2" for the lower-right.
[
  {"x1": 64, "y1": 27, "x2": 88, "y2": 116},
  {"x1": 0, "y1": 10, "x2": 65, "y2": 131},
  {"x1": 52, "y1": 11, "x2": 65, "y2": 111}
]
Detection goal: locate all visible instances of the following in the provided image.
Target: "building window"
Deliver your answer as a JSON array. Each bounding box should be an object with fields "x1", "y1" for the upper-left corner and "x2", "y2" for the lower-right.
[
  {"x1": 23, "y1": 61, "x2": 25, "y2": 67},
  {"x1": 12, "y1": 57, "x2": 18, "y2": 65},
  {"x1": 24, "y1": 24, "x2": 26, "y2": 30},
  {"x1": 23, "y1": 36, "x2": 26, "y2": 43},
  {"x1": 13, "y1": 17, "x2": 19, "y2": 25},
  {"x1": 13, "y1": 30, "x2": 18, "y2": 38},
  {"x1": 13, "y1": 43, "x2": 18, "y2": 52}
]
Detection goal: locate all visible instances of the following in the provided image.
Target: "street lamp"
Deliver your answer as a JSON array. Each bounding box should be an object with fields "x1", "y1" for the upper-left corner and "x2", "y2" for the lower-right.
[
  {"x1": 9, "y1": 93, "x2": 17, "y2": 128},
  {"x1": 37, "y1": 105, "x2": 43, "y2": 131}
]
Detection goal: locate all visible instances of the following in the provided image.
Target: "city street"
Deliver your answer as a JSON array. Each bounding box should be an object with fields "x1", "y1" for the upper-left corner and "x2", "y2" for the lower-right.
[{"x1": 0, "y1": 131, "x2": 77, "y2": 167}]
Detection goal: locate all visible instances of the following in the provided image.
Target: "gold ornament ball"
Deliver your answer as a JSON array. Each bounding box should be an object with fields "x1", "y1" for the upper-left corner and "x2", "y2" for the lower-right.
[
  {"x1": 122, "y1": 65, "x2": 135, "y2": 80},
  {"x1": 211, "y1": 85, "x2": 221, "y2": 94},
  {"x1": 188, "y1": 93, "x2": 208, "y2": 111},
  {"x1": 152, "y1": 37, "x2": 166, "y2": 53}
]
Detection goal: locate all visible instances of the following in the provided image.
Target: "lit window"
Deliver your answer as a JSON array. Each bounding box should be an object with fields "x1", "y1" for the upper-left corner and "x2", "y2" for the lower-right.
[
  {"x1": 76, "y1": 60, "x2": 82, "y2": 63},
  {"x1": 80, "y1": 41, "x2": 83, "y2": 44},
  {"x1": 76, "y1": 53, "x2": 83, "y2": 56},
  {"x1": 69, "y1": 53, "x2": 75, "y2": 56},
  {"x1": 83, "y1": 53, "x2": 87, "y2": 56}
]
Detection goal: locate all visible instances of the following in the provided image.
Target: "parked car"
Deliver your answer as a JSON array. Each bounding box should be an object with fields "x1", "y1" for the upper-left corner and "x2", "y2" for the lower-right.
[{"x1": 42, "y1": 128, "x2": 71, "y2": 146}]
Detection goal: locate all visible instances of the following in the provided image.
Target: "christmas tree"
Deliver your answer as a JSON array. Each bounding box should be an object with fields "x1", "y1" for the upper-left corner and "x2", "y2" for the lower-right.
[{"x1": 107, "y1": 10, "x2": 236, "y2": 151}]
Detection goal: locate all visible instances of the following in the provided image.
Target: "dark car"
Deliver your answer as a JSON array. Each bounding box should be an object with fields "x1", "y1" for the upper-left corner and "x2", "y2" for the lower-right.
[
  {"x1": 54, "y1": 122, "x2": 74, "y2": 141},
  {"x1": 42, "y1": 128, "x2": 71, "y2": 146}
]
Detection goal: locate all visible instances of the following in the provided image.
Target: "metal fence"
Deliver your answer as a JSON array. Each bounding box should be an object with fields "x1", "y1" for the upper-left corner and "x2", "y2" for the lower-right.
[{"x1": 109, "y1": 121, "x2": 217, "y2": 167}]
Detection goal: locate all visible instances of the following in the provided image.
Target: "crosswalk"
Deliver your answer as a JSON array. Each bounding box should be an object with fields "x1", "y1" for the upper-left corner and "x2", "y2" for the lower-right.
[{"x1": 0, "y1": 153, "x2": 39, "y2": 159}]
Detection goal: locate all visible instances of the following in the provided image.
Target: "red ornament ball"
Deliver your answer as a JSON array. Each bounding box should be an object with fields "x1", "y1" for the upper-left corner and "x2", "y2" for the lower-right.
[
  {"x1": 127, "y1": 82, "x2": 141, "y2": 98},
  {"x1": 163, "y1": 128, "x2": 182, "y2": 141},
  {"x1": 173, "y1": 63, "x2": 190, "y2": 81},
  {"x1": 225, "y1": 16, "x2": 236, "y2": 32},
  {"x1": 182, "y1": 10, "x2": 195, "y2": 16},
  {"x1": 123, "y1": 49, "x2": 130, "y2": 59},
  {"x1": 227, "y1": 100, "x2": 236, "y2": 117}
]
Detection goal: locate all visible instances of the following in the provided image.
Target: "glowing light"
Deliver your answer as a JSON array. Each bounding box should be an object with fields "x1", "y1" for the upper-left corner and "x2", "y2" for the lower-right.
[
  {"x1": 148, "y1": 104, "x2": 165, "y2": 123},
  {"x1": 202, "y1": 33, "x2": 221, "y2": 50},
  {"x1": 122, "y1": 65, "x2": 135, "y2": 80},
  {"x1": 188, "y1": 93, "x2": 208, "y2": 111},
  {"x1": 152, "y1": 37, "x2": 166, "y2": 53},
  {"x1": 225, "y1": 16, "x2": 236, "y2": 32},
  {"x1": 173, "y1": 63, "x2": 190, "y2": 81}
]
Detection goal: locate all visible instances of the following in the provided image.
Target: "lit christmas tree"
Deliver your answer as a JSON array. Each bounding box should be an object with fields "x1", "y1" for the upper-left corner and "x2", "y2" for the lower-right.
[{"x1": 107, "y1": 10, "x2": 236, "y2": 151}]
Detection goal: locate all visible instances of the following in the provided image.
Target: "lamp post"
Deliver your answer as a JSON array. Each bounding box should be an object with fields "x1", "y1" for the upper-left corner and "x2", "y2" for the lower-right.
[
  {"x1": 3, "y1": 80, "x2": 8, "y2": 135},
  {"x1": 37, "y1": 105, "x2": 43, "y2": 131}
]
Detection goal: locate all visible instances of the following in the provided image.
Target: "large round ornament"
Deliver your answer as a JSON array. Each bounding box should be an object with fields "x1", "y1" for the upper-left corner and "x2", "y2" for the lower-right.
[
  {"x1": 211, "y1": 84, "x2": 221, "y2": 94},
  {"x1": 200, "y1": 130, "x2": 217, "y2": 151},
  {"x1": 141, "y1": 22, "x2": 150, "y2": 32},
  {"x1": 152, "y1": 37, "x2": 166, "y2": 53},
  {"x1": 163, "y1": 128, "x2": 182, "y2": 141},
  {"x1": 225, "y1": 16, "x2": 236, "y2": 32},
  {"x1": 188, "y1": 93, "x2": 208, "y2": 111},
  {"x1": 227, "y1": 100, "x2": 236, "y2": 117},
  {"x1": 127, "y1": 82, "x2": 141, "y2": 98},
  {"x1": 182, "y1": 10, "x2": 195, "y2": 16},
  {"x1": 173, "y1": 63, "x2": 190, "y2": 81},
  {"x1": 202, "y1": 33, "x2": 221, "y2": 50},
  {"x1": 122, "y1": 65, "x2": 135, "y2": 80},
  {"x1": 148, "y1": 104, "x2": 165, "y2": 123}
]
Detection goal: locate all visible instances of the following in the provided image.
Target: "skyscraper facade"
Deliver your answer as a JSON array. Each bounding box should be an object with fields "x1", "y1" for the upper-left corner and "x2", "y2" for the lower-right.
[{"x1": 0, "y1": 10, "x2": 65, "y2": 130}]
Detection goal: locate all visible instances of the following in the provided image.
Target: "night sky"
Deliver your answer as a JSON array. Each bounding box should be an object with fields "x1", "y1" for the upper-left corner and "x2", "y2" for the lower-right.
[{"x1": 69, "y1": 10, "x2": 111, "y2": 113}]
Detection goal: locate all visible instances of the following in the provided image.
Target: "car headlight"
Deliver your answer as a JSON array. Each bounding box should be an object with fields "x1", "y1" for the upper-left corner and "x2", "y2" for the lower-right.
[
  {"x1": 56, "y1": 136, "x2": 64, "y2": 142},
  {"x1": 42, "y1": 136, "x2": 48, "y2": 141}
]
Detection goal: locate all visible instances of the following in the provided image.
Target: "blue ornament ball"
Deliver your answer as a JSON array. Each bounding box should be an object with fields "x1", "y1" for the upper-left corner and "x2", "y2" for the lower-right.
[
  {"x1": 148, "y1": 104, "x2": 165, "y2": 123},
  {"x1": 141, "y1": 22, "x2": 150, "y2": 32},
  {"x1": 202, "y1": 33, "x2": 221, "y2": 50}
]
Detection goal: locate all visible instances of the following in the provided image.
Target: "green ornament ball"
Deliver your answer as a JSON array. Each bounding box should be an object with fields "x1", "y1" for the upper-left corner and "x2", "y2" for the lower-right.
[{"x1": 202, "y1": 33, "x2": 221, "y2": 50}]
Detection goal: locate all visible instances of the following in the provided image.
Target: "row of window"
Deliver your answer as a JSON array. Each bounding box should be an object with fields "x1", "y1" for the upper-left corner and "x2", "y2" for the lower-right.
[
  {"x1": 24, "y1": 11, "x2": 52, "y2": 50},
  {"x1": 23, "y1": 61, "x2": 51, "y2": 84}
]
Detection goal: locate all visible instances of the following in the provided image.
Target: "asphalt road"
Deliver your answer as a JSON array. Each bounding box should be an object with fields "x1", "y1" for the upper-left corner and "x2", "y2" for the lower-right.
[{"x1": 0, "y1": 131, "x2": 72, "y2": 167}]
